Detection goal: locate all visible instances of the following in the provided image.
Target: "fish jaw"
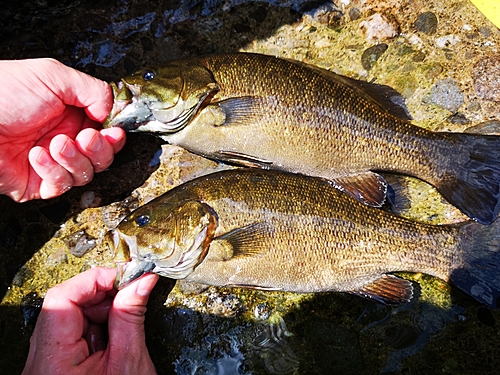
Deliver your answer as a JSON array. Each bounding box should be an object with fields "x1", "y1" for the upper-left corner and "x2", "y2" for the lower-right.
[
  {"x1": 111, "y1": 200, "x2": 218, "y2": 289},
  {"x1": 104, "y1": 80, "x2": 155, "y2": 130},
  {"x1": 113, "y1": 224, "x2": 212, "y2": 289}
]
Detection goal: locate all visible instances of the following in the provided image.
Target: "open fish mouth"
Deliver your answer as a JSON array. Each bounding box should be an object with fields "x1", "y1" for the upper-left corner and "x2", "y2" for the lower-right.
[
  {"x1": 110, "y1": 223, "x2": 212, "y2": 290},
  {"x1": 103, "y1": 80, "x2": 155, "y2": 130}
]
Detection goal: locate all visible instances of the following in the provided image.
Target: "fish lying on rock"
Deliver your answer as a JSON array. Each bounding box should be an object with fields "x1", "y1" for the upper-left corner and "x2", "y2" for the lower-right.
[
  {"x1": 104, "y1": 52, "x2": 500, "y2": 224},
  {"x1": 109, "y1": 169, "x2": 500, "y2": 309}
]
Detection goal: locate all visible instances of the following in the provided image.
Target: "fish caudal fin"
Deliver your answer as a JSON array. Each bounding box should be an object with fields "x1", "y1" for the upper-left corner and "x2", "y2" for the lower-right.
[
  {"x1": 437, "y1": 133, "x2": 500, "y2": 224},
  {"x1": 452, "y1": 219, "x2": 500, "y2": 309}
]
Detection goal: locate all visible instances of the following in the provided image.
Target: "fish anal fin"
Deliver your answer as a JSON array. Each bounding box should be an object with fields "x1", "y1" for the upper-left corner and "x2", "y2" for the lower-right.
[
  {"x1": 332, "y1": 172, "x2": 387, "y2": 207},
  {"x1": 211, "y1": 222, "x2": 272, "y2": 261},
  {"x1": 349, "y1": 274, "x2": 414, "y2": 305},
  {"x1": 215, "y1": 150, "x2": 273, "y2": 168}
]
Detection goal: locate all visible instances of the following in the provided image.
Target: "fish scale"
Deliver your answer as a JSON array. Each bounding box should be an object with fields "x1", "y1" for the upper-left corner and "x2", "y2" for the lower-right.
[
  {"x1": 109, "y1": 169, "x2": 500, "y2": 308},
  {"x1": 105, "y1": 52, "x2": 500, "y2": 224}
]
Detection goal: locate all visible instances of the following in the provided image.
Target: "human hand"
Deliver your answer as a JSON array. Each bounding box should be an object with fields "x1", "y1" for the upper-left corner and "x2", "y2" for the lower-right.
[
  {"x1": 0, "y1": 58, "x2": 126, "y2": 202},
  {"x1": 21, "y1": 267, "x2": 159, "y2": 375}
]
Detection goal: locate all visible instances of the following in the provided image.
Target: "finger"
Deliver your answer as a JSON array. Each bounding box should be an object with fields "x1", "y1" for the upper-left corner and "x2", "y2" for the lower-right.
[
  {"x1": 49, "y1": 134, "x2": 94, "y2": 187},
  {"x1": 82, "y1": 296, "x2": 113, "y2": 324},
  {"x1": 28, "y1": 146, "x2": 74, "y2": 199},
  {"x1": 26, "y1": 58, "x2": 113, "y2": 122},
  {"x1": 101, "y1": 127, "x2": 127, "y2": 154},
  {"x1": 75, "y1": 128, "x2": 115, "y2": 173},
  {"x1": 40, "y1": 268, "x2": 117, "y2": 343},
  {"x1": 84, "y1": 323, "x2": 107, "y2": 354},
  {"x1": 107, "y1": 273, "x2": 158, "y2": 342}
]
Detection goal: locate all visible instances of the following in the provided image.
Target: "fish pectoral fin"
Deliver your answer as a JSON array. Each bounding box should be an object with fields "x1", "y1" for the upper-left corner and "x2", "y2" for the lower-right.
[
  {"x1": 211, "y1": 222, "x2": 272, "y2": 260},
  {"x1": 331, "y1": 172, "x2": 388, "y2": 207},
  {"x1": 215, "y1": 96, "x2": 264, "y2": 126},
  {"x1": 348, "y1": 274, "x2": 414, "y2": 305},
  {"x1": 215, "y1": 150, "x2": 273, "y2": 168}
]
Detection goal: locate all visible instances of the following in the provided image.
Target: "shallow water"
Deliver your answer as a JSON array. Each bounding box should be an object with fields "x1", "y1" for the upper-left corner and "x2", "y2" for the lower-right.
[{"x1": 1, "y1": 0, "x2": 500, "y2": 374}]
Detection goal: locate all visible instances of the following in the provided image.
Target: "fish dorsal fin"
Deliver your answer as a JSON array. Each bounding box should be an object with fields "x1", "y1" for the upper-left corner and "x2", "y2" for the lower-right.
[
  {"x1": 211, "y1": 222, "x2": 272, "y2": 261},
  {"x1": 215, "y1": 150, "x2": 273, "y2": 168},
  {"x1": 335, "y1": 75, "x2": 413, "y2": 121},
  {"x1": 464, "y1": 120, "x2": 500, "y2": 135},
  {"x1": 331, "y1": 172, "x2": 388, "y2": 207},
  {"x1": 215, "y1": 96, "x2": 265, "y2": 127},
  {"x1": 348, "y1": 274, "x2": 414, "y2": 305},
  {"x1": 287, "y1": 59, "x2": 412, "y2": 121}
]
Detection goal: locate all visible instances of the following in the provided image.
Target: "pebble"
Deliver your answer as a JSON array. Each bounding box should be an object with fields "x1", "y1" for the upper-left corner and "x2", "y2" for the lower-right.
[
  {"x1": 359, "y1": 13, "x2": 399, "y2": 42},
  {"x1": 63, "y1": 230, "x2": 97, "y2": 257},
  {"x1": 413, "y1": 12, "x2": 438, "y2": 35},
  {"x1": 430, "y1": 79, "x2": 464, "y2": 112},
  {"x1": 435, "y1": 34, "x2": 460, "y2": 48},
  {"x1": 361, "y1": 43, "x2": 388, "y2": 70},
  {"x1": 473, "y1": 55, "x2": 500, "y2": 102}
]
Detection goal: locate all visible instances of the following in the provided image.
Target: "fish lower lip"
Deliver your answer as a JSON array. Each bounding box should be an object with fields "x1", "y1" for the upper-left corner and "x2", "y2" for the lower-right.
[{"x1": 115, "y1": 259, "x2": 155, "y2": 290}]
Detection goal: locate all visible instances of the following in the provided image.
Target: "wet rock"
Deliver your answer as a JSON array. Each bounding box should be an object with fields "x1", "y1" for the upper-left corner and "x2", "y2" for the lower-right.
[
  {"x1": 348, "y1": 7, "x2": 361, "y2": 21},
  {"x1": 178, "y1": 280, "x2": 210, "y2": 295},
  {"x1": 435, "y1": 34, "x2": 460, "y2": 48},
  {"x1": 254, "y1": 302, "x2": 271, "y2": 320},
  {"x1": 63, "y1": 230, "x2": 97, "y2": 258},
  {"x1": 473, "y1": 55, "x2": 500, "y2": 102},
  {"x1": 80, "y1": 191, "x2": 102, "y2": 209},
  {"x1": 477, "y1": 306, "x2": 495, "y2": 327},
  {"x1": 39, "y1": 201, "x2": 71, "y2": 224},
  {"x1": 21, "y1": 292, "x2": 43, "y2": 327},
  {"x1": 249, "y1": 5, "x2": 267, "y2": 23},
  {"x1": 448, "y1": 113, "x2": 470, "y2": 125},
  {"x1": 413, "y1": 12, "x2": 438, "y2": 35},
  {"x1": 359, "y1": 13, "x2": 399, "y2": 42},
  {"x1": 430, "y1": 79, "x2": 464, "y2": 112},
  {"x1": 384, "y1": 324, "x2": 419, "y2": 349},
  {"x1": 361, "y1": 43, "x2": 388, "y2": 70}
]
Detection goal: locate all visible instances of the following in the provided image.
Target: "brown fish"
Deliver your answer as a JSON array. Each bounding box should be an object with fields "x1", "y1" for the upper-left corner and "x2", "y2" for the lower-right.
[
  {"x1": 110, "y1": 169, "x2": 500, "y2": 308},
  {"x1": 104, "y1": 52, "x2": 500, "y2": 224}
]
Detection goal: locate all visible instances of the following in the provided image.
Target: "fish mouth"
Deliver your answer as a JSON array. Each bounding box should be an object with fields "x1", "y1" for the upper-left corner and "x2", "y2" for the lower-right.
[
  {"x1": 103, "y1": 80, "x2": 154, "y2": 131},
  {"x1": 111, "y1": 223, "x2": 211, "y2": 290},
  {"x1": 109, "y1": 229, "x2": 154, "y2": 290}
]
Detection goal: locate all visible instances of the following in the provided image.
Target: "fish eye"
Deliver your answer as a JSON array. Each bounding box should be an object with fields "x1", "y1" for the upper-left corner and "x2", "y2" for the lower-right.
[
  {"x1": 135, "y1": 214, "x2": 150, "y2": 227},
  {"x1": 142, "y1": 70, "x2": 155, "y2": 81}
]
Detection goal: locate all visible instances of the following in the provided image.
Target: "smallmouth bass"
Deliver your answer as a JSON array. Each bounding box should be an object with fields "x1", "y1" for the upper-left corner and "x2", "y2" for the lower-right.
[
  {"x1": 110, "y1": 169, "x2": 500, "y2": 308},
  {"x1": 104, "y1": 53, "x2": 500, "y2": 224}
]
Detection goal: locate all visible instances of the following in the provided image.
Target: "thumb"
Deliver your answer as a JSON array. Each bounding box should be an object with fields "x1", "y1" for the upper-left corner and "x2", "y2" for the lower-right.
[{"x1": 107, "y1": 273, "x2": 158, "y2": 349}]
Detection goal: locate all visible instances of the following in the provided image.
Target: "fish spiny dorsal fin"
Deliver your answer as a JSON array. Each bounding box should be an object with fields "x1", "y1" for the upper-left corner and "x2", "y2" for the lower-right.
[
  {"x1": 348, "y1": 274, "x2": 414, "y2": 305},
  {"x1": 287, "y1": 59, "x2": 413, "y2": 121},
  {"x1": 212, "y1": 222, "x2": 272, "y2": 261},
  {"x1": 331, "y1": 172, "x2": 388, "y2": 207}
]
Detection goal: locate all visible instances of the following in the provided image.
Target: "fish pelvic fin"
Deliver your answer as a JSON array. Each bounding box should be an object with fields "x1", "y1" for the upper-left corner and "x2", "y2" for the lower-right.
[
  {"x1": 347, "y1": 274, "x2": 414, "y2": 305},
  {"x1": 331, "y1": 172, "x2": 388, "y2": 207},
  {"x1": 452, "y1": 219, "x2": 500, "y2": 309},
  {"x1": 211, "y1": 222, "x2": 273, "y2": 261},
  {"x1": 437, "y1": 133, "x2": 500, "y2": 224}
]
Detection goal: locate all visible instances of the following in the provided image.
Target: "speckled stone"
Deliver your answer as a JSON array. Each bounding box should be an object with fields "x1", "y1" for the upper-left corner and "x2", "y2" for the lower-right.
[
  {"x1": 430, "y1": 78, "x2": 464, "y2": 112},
  {"x1": 414, "y1": 11, "x2": 438, "y2": 35},
  {"x1": 473, "y1": 55, "x2": 500, "y2": 102}
]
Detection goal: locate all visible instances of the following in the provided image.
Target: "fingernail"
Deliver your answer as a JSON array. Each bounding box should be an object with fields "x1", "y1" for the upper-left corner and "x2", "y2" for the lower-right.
[
  {"x1": 87, "y1": 133, "x2": 103, "y2": 152},
  {"x1": 36, "y1": 149, "x2": 53, "y2": 166},
  {"x1": 60, "y1": 140, "x2": 76, "y2": 158},
  {"x1": 135, "y1": 275, "x2": 155, "y2": 297}
]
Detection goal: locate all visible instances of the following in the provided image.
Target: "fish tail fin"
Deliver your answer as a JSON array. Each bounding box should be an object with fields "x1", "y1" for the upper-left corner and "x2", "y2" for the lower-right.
[
  {"x1": 436, "y1": 133, "x2": 500, "y2": 224},
  {"x1": 451, "y1": 219, "x2": 500, "y2": 308}
]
